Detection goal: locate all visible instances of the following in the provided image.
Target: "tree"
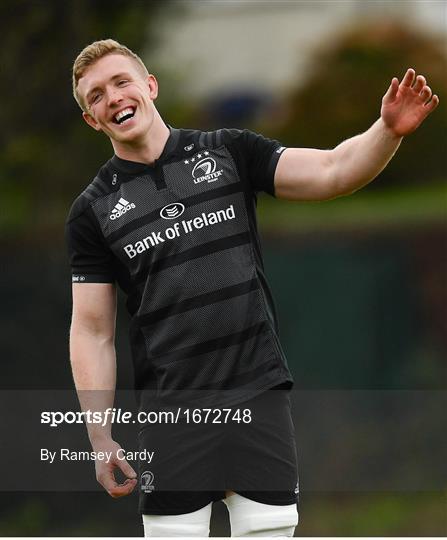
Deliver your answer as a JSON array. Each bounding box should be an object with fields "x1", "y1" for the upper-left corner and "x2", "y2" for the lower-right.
[
  {"x1": 0, "y1": 0, "x2": 168, "y2": 237},
  {"x1": 272, "y1": 22, "x2": 446, "y2": 189}
]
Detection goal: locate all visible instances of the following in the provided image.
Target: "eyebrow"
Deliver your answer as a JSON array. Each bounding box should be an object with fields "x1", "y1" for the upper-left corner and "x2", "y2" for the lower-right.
[{"x1": 86, "y1": 72, "x2": 132, "y2": 102}]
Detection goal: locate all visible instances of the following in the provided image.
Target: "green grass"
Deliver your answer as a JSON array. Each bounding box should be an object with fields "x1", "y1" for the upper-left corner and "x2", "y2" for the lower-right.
[
  {"x1": 257, "y1": 182, "x2": 447, "y2": 233},
  {"x1": 297, "y1": 491, "x2": 447, "y2": 536},
  {"x1": 1, "y1": 182, "x2": 445, "y2": 239}
]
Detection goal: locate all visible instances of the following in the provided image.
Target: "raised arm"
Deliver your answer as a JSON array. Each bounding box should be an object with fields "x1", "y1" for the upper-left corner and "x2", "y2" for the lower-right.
[
  {"x1": 70, "y1": 282, "x2": 137, "y2": 497},
  {"x1": 274, "y1": 68, "x2": 439, "y2": 201}
]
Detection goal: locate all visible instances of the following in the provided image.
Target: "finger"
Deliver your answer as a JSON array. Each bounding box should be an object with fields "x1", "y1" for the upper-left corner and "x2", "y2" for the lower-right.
[
  {"x1": 420, "y1": 85, "x2": 432, "y2": 102},
  {"x1": 382, "y1": 77, "x2": 399, "y2": 103},
  {"x1": 116, "y1": 458, "x2": 137, "y2": 479},
  {"x1": 97, "y1": 467, "x2": 120, "y2": 493},
  {"x1": 98, "y1": 467, "x2": 137, "y2": 498},
  {"x1": 412, "y1": 75, "x2": 426, "y2": 93},
  {"x1": 108, "y1": 478, "x2": 137, "y2": 499},
  {"x1": 424, "y1": 94, "x2": 439, "y2": 113},
  {"x1": 401, "y1": 68, "x2": 415, "y2": 87}
]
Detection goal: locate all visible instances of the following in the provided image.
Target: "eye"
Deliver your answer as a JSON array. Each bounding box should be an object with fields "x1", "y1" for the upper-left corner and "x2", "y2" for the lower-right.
[
  {"x1": 91, "y1": 93, "x2": 102, "y2": 105},
  {"x1": 118, "y1": 79, "x2": 129, "y2": 86}
]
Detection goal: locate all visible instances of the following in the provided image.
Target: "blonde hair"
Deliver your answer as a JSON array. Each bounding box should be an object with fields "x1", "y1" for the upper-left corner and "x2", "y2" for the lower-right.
[{"x1": 72, "y1": 39, "x2": 149, "y2": 111}]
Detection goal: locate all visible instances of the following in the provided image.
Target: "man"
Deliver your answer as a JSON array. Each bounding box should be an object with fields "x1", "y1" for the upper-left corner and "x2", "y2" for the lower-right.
[{"x1": 66, "y1": 39, "x2": 438, "y2": 537}]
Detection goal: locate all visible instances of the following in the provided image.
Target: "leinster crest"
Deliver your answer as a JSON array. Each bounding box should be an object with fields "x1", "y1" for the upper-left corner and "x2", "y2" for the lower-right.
[{"x1": 141, "y1": 471, "x2": 155, "y2": 493}]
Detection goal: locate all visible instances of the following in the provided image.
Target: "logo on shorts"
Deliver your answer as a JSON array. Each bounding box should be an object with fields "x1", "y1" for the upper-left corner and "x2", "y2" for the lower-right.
[
  {"x1": 141, "y1": 471, "x2": 155, "y2": 493},
  {"x1": 294, "y1": 479, "x2": 299, "y2": 495}
]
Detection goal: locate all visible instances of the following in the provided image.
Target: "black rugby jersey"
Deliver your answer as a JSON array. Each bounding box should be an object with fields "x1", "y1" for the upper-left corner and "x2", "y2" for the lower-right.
[{"x1": 66, "y1": 127, "x2": 293, "y2": 407}]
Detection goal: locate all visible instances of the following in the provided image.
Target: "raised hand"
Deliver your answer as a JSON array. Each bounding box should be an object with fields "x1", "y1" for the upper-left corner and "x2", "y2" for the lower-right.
[{"x1": 381, "y1": 68, "x2": 439, "y2": 137}]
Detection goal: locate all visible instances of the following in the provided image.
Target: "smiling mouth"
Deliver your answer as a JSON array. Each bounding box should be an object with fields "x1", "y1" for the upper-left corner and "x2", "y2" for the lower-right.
[{"x1": 113, "y1": 107, "x2": 136, "y2": 125}]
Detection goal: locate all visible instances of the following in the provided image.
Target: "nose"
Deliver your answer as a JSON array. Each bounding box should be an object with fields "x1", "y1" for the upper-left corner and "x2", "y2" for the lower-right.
[{"x1": 106, "y1": 86, "x2": 123, "y2": 107}]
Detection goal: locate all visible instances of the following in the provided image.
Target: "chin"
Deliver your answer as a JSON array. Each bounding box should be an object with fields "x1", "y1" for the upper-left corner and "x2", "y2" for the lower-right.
[
  {"x1": 111, "y1": 129, "x2": 140, "y2": 144},
  {"x1": 115, "y1": 123, "x2": 149, "y2": 143}
]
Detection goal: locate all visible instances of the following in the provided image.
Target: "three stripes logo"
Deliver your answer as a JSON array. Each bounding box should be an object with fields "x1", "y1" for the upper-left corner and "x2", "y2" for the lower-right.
[
  {"x1": 160, "y1": 202, "x2": 185, "y2": 220},
  {"x1": 109, "y1": 197, "x2": 136, "y2": 220}
]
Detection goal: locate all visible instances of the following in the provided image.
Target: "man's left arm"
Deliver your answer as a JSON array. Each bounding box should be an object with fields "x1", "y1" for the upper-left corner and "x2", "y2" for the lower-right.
[{"x1": 274, "y1": 68, "x2": 439, "y2": 201}]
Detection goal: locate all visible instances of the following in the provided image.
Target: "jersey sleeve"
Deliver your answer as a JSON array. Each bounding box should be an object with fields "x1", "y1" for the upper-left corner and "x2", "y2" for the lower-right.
[
  {"x1": 223, "y1": 129, "x2": 286, "y2": 197},
  {"x1": 65, "y1": 204, "x2": 115, "y2": 284}
]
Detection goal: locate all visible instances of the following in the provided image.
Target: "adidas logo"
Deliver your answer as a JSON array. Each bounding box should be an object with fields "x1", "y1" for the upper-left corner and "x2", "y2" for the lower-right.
[{"x1": 110, "y1": 198, "x2": 136, "y2": 220}]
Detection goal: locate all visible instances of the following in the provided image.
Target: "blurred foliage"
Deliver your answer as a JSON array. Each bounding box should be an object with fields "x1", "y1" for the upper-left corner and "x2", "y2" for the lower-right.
[
  {"x1": 1, "y1": 491, "x2": 445, "y2": 536},
  {"x1": 257, "y1": 181, "x2": 446, "y2": 232},
  {"x1": 298, "y1": 491, "x2": 447, "y2": 536},
  {"x1": 0, "y1": 11, "x2": 445, "y2": 239},
  {"x1": 0, "y1": 498, "x2": 50, "y2": 536},
  {"x1": 270, "y1": 21, "x2": 447, "y2": 189},
  {"x1": 0, "y1": 0, "x2": 168, "y2": 237}
]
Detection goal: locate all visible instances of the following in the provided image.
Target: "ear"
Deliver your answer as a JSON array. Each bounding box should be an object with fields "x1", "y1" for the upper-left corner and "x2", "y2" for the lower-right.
[
  {"x1": 82, "y1": 111, "x2": 102, "y2": 131},
  {"x1": 146, "y1": 74, "x2": 159, "y2": 101}
]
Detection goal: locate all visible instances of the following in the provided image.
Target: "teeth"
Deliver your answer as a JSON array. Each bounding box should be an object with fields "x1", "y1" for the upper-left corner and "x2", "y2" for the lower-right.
[{"x1": 115, "y1": 108, "x2": 134, "y2": 123}]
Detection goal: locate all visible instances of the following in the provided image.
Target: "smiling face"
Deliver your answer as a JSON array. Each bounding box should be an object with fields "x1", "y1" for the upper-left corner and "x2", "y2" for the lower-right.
[{"x1": 77, "y1": 54, "x2": 159, "y2": 147}]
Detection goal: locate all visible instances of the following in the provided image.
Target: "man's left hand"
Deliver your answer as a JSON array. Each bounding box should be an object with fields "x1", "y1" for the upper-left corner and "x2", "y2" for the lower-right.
[{"x1": 381, "y1": 68, "x2": 439, "y2": 137}]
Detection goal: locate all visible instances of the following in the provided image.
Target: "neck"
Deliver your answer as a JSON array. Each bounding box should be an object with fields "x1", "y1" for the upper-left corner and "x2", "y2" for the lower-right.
[{"x1": 112, "y1": 111, "x2": 170, "y2": 164}]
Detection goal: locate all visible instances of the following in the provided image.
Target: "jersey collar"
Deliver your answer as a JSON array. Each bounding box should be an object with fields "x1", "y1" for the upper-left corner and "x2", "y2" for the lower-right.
[{"x1": 110, "y1": 126, "x2": 181, "y2": 174}]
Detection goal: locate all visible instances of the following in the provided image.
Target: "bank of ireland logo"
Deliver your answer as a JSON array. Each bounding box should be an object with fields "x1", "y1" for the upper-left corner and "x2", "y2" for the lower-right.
[
  {"x1": 141, "y1": 471, "x2": 155, "y2": 493},
  {"x1": 160, "y1": 202, "x2": 185, "y2": 220}
]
